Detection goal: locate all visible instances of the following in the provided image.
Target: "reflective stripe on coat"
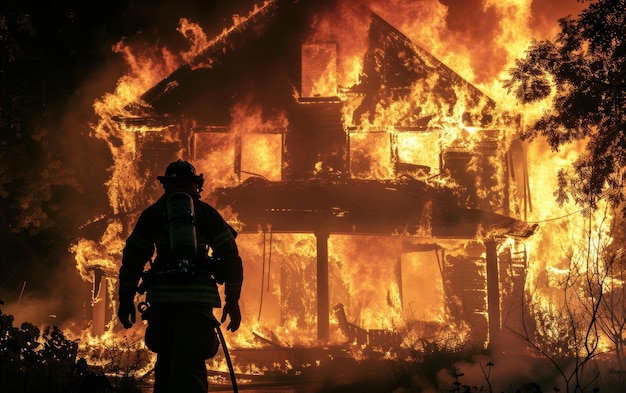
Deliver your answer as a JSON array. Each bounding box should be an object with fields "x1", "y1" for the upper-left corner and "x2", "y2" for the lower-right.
[{"x1": 146, "y1": 275, "x2": 221, "y2": 307}]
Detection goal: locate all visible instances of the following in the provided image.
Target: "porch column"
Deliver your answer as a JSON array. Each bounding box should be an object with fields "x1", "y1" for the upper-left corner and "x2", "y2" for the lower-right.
[
  {"x1": 316, "y1": 231, "x2": 330, "y2": 340},
  {"x1": 485, "y1": 239, "x2": 501, "y2": 345}
]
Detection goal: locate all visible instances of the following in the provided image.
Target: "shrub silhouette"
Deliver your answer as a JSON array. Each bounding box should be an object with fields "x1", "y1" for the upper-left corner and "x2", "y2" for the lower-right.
[{"x1": 0, "y1": 301, "x2": 114, "y2": 392}]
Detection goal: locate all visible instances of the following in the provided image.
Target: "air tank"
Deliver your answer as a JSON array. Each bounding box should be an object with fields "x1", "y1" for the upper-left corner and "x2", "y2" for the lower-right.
[{"x1": 166, "y1": 192, "x2": 198, "y2": 260}]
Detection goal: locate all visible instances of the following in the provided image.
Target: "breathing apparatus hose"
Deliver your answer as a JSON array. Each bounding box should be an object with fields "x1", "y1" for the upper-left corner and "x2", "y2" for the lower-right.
[{"x1": 216, "y1": 325, "x2": 238, "y2": 393}]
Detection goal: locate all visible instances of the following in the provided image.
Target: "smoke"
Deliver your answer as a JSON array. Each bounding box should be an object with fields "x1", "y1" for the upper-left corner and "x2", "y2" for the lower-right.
[
  {"x1": 4, "y1": 254, "x2": 92, "y2": 329},
  {"x1": 435, "y1": 354, "x2": 551, "y2": 392}
]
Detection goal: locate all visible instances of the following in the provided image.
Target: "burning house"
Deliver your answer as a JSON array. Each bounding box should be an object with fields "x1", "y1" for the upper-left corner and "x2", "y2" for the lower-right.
[{"x1": 79, "y1": 0, "x2": 539, "y2": 356}]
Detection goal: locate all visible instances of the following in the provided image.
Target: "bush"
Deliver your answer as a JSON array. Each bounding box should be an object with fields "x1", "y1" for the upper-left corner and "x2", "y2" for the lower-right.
[{"x1": 0, "y1": 301, "x2": 115, "y2": 392}]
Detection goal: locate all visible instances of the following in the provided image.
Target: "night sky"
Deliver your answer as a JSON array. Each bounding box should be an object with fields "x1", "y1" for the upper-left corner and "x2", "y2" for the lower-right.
[{"x1": 0, "y1": 0, "x2": 587, "y2": 327}]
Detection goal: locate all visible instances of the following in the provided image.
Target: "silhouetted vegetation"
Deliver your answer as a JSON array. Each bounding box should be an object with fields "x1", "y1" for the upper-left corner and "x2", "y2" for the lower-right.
[
  {"x1": 505, "y1": 0, "x2": 626, "y2": 212},
  {"x1": 0, "y1": 302, "x2": 151, "y2": 393},
  {"x1": 1, "y1": 302, "x2": 85, "y2": 392}
]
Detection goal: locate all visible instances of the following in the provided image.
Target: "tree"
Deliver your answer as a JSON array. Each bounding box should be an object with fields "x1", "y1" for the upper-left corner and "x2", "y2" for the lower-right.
[
  {"x1": 595, "y1": 214, "x2": 626, "y2": 370},
  {"x1": 504, "y1": 0, "x2": 626, "y2": 211}
]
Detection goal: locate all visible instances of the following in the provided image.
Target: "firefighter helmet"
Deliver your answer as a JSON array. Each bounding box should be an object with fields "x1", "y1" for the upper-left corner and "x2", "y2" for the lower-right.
[{"x1": 157, "y1": 160, "x2": 204, "y2": 189}]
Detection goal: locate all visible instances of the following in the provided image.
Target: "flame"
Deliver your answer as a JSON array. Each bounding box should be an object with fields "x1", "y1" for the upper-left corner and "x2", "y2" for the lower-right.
[
  {"x1": 524, "y1": 139, "x2": 614, "y2": 288},
  {"x1": 231, "y1": 101, "x2": 288, "y2": 181},
  {"x1": 66, "y1": 0, "x2": 614, "y2": 380},
  {"x1": 72, "y1": 219, "x2": 124, "y2": 281},
  {"x1": 178, "y1": 18, "x2": 211, "y2": 63}
]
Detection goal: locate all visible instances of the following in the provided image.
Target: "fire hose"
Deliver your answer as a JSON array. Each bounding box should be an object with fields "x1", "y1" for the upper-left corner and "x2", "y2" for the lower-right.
[{"x1": 216, "y1": 325, "x2": 238, "y2": 393}]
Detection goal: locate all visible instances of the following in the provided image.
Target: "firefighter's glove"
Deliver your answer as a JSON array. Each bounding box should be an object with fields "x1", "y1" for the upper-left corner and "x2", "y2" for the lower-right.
[
  {"x1": 220, "y1": 301, "x2": 241, "y2": 332},
  {"x1": 117, "y1": 299, "x2": 136, "y2": 329}
]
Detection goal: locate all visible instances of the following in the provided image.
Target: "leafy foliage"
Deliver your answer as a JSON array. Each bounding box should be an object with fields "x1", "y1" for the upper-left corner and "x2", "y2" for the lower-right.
[
  {"x1": 0, "y1": 303, "x2": 85, "y2": 392},
  {"x1": 505, "y1": 0, "x2": 626, "y2": 210},
  {"x1": 0, "y1": 302, "x2": 150, "y2": 392}
]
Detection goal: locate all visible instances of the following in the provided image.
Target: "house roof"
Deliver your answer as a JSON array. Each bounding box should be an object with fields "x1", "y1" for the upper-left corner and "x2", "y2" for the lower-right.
[{"x1": 122, "y1": 0, "x2": 496, "y2": 127}]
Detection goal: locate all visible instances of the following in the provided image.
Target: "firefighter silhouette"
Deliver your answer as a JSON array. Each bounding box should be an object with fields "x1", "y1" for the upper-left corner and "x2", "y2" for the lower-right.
[{"x1": 117, "y1": 159, "x2": 243, "y2": 393}]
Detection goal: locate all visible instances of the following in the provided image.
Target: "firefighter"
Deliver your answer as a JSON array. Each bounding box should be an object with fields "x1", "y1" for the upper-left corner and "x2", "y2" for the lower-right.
[{"x1": 116, "y1": 159, "x2": 243, "y2": 393}]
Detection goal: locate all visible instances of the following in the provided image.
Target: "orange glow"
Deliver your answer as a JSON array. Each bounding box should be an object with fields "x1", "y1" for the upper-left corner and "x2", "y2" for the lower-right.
[{"x1": 68, "y1": 0, "x2": 611, "y2": 377}]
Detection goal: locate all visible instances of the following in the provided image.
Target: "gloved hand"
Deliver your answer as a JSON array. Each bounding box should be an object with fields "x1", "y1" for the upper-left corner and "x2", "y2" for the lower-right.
[
  {"x1": 117, "y1": 299, "x2": 136, "y2": 329},
  {"x1": 220, "y1": 301, "x2": 241, "y2": 332}
]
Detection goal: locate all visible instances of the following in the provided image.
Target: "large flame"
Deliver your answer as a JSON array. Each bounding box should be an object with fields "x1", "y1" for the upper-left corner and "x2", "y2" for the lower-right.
[{"x1": 69, "y1": 0, "x2": 610, "y2": 378}]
